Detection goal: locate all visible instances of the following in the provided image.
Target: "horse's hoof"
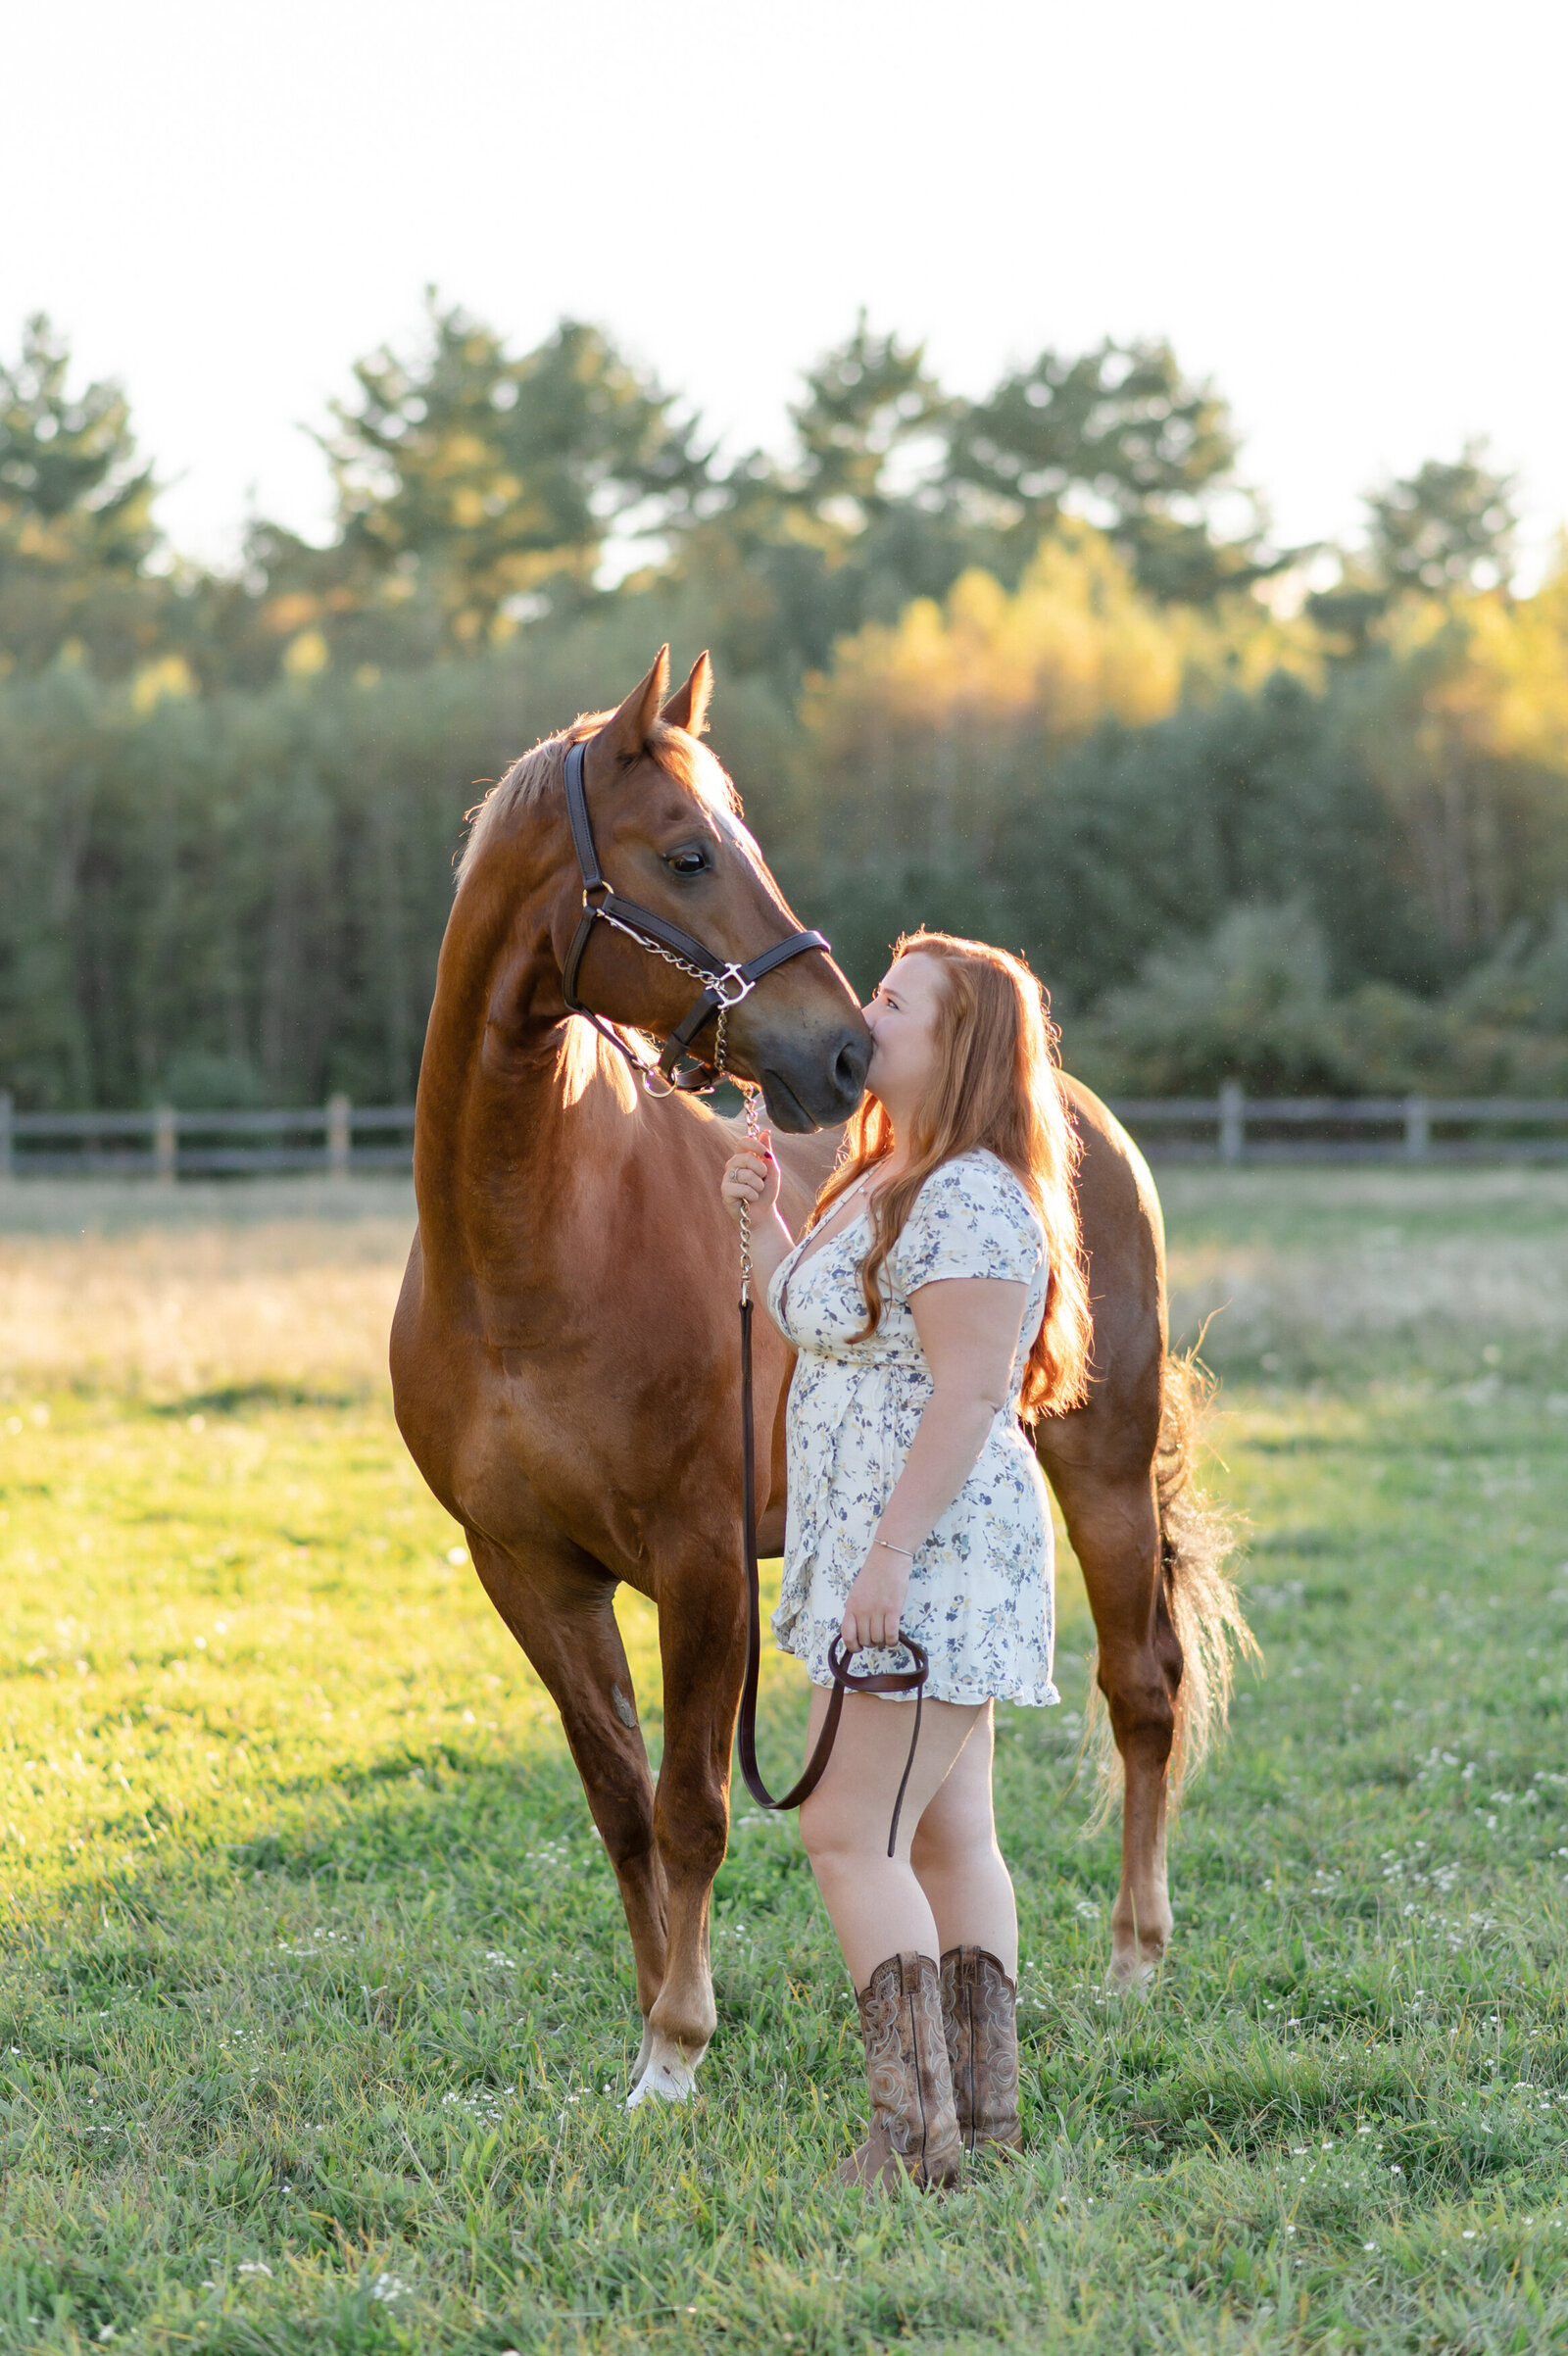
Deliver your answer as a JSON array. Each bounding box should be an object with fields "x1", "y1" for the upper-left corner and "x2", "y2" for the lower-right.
[
  {"x1": 1105, "y1": 1946, "x2": 1162, "y2": 1994},
  {"x1": 626, "y1": 2032, "x2": 698, "y2": 2109}
]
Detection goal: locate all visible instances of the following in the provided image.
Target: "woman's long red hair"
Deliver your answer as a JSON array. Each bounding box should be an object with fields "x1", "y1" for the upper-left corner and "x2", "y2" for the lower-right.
[{"x1": 809, "y1": 930, "x2": 1093, "y2": 1423}]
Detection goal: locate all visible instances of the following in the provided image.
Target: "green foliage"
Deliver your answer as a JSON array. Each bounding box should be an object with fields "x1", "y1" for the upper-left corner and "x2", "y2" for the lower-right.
[
  {"x1": 0, "y1": 315, "x2": 156, "y2": 564},
  {"x1": 0, "y1": 317, "x2": 172, "y2": 682},
  {"x1": 1367, "y1": 440, "x2": 1518, "y2": 595},
  {"x1": 321, "y1": 296, "x2": 710, "y2": 653},
  {"x1": 1086, "y1": 903, "x2": 1358, "y2": 1095},
  {"x1": 785, "y1": 309, "x2": 951, "y2": 529},
  {"x1": 946, "y1": 336, "x2": 1274, "y2": 603}
]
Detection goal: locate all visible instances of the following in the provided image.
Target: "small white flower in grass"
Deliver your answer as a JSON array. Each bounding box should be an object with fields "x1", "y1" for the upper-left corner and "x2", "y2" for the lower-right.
[
  {"x1": 1462, "y1": 2231, "x2": 1476, "y2": 2240},
  {"x1": 369, "y1": 2274, "x2": 412, "y2": 2303},
  {"x1": 1363, "y1": 2242, "x2": 1377, "y2": 2252},
  {"x1": 237, "y1": 2261, "x2": 271, "y2": 2278}
]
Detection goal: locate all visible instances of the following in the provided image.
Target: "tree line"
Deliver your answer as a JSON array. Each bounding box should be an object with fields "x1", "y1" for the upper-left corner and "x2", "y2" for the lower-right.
[{"x1": 0, "y1": 300, "x2": 1563, "y2": 1110}]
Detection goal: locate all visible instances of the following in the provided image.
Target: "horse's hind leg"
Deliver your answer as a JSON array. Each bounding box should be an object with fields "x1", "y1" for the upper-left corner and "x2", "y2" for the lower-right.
[
  {"x1": 466, "y1": 1530, "x2": 670, "y2": 2038},
  {"x1": 1040, "y1": 1438, "x2": 1180, "y2": 1987}
]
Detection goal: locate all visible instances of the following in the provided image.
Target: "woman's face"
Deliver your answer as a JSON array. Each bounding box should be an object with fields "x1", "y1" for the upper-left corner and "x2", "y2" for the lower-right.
[{"x1": 863, "y1": 954, "x2": 946, "y2": 1120}]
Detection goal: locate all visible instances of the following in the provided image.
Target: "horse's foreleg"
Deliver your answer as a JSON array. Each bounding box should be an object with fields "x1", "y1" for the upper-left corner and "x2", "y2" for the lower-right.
[
  {"x1": 627, "y1": 1546, "x2": 746, "y2": 2109},
  {"x1": 466, "y1": 1531, "x2": 670, "y2": 2028},
  {"x1": 1042, "y1": 1454, "x2": 1179, "y2": 1986}
]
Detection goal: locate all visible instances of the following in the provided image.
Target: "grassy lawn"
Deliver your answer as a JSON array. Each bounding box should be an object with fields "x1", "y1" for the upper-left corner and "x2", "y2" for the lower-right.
[{"x1": 1, "y1": 1169, "x2": 1566, "y2": 2353}]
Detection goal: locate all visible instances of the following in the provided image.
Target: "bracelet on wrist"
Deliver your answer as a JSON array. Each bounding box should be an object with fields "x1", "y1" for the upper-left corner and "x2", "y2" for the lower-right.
[{"x1": 874, "y1": 1538, "x2": 914, "y2": 1558}]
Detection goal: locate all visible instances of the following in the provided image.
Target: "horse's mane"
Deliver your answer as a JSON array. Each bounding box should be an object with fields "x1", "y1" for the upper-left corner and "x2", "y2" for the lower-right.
[{"x1": 458, "y1": 714, "x2": 741, "y2": 886}]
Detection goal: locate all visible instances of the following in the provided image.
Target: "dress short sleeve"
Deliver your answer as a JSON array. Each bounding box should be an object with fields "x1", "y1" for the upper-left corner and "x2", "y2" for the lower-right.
[{"x1": 891, "y1": 1153, "x2": 1045, "y2": 1295}]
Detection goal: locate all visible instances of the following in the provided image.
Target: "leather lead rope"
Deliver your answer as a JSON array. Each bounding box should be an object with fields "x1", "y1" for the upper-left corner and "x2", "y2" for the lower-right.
[{"x1": 731, "y1": 1086, "x2": 927, "y2": 1858}]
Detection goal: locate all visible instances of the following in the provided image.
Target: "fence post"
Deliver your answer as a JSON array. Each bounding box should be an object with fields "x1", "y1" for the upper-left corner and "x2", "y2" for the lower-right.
[
  {"x1": 0, "y1": 1090, "x2": 12, "y2": 1183},
  {"x1": 1404, "y1": 1094, "x2": 1430, "y2": 1160},
  {"x1": 154, "y1": 1104, "x2": 177, "y2": 1185},
  {"x1": 1218, "y1": 1080, "x2": 1246, "y2": 1165},
  {"x1": 326, "y1": 1093, "x2": 352, "y2": 1180}
]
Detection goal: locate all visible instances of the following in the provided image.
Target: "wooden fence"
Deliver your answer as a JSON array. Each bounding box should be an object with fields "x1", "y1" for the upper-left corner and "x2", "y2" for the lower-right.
[{"x1": 3, "y1": 1082, "x2": 1568, "y2": 1179}]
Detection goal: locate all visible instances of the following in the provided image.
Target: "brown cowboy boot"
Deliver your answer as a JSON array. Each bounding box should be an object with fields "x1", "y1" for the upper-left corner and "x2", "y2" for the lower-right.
[
  {"x1": 838, "y1": 1951, "x2": 963, "y2": 2190},
  {"x1": 940, "y1": 1945, "x2": 1022, "y2": 2155}
]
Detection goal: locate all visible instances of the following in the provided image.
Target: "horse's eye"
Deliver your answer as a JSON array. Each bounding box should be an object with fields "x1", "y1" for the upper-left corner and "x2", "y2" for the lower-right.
[{"x1": 665, "y1": 847, "x2": 710, "y2": 876}]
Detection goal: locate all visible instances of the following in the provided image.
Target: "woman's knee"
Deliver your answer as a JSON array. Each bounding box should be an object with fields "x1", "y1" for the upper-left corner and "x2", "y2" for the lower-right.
[
  {"x1": 909, "y1": 1816, "x2": 965, "y2": 1881},
  {"x1": 799, "y1": 1787, "x2": 882, "y2": 1875},
  {"x1": 910, "y1": 1783, "x2": 996, "y2": 1877}
]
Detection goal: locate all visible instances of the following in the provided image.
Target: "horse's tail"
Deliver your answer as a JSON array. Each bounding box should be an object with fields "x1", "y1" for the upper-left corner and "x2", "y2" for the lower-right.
[
  {"x1": 1153, "y1": 1347, "x2": 1255, "y2": 1802},
  {"x1": 1082, "y1": 1346, "x2": 1254, "y2": 1827}
]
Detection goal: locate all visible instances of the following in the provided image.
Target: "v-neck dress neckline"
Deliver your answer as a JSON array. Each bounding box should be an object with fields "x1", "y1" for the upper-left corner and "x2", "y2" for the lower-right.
[{"x1": 777, "y1": 1193, "x2": 870, "y2": 1321}]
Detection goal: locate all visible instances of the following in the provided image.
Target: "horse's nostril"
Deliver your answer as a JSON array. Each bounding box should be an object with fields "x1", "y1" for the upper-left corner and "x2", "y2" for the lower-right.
[{"x1": 833, "y1": 1034, "x2": 870, "y2": 1100}]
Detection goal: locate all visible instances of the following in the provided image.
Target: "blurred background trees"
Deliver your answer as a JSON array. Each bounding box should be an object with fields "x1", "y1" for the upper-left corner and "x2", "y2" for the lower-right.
[{"x1": 1, "y1": 300, "x2": 1564, "y2": 1110}]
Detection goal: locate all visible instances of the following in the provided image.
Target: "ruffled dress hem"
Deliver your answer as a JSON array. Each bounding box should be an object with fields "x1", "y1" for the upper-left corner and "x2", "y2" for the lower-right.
[{"x1": 772, "y1": 1607, "x2": 1061, "y2": 1710}]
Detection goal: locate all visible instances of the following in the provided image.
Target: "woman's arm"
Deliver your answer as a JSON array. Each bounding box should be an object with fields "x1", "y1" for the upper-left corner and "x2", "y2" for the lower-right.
[
  {"x1": 839, "y1": 1276, "x2": 1028, "y2": 1653},
  {"x1": 718, "y1": 1132, "x2": 795, "y2": 1317}
]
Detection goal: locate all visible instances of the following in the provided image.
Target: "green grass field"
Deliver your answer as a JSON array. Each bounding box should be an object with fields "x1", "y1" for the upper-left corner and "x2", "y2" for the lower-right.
[{"x1": 2, "y1": 1168, "x2": 1567, "y2": 2354}]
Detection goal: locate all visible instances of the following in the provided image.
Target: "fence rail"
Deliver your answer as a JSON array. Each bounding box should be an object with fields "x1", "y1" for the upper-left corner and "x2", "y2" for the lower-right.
[
  {"x1": 2, "y1": 1084, "x2": 1567, "y2": 1180},
  {"x1": 0, "y1": 1093, "x2": 414, "y2": 1180},
  {"x1": 1112, "y1": 1083, "x2": 1568, "y2": 1163}
]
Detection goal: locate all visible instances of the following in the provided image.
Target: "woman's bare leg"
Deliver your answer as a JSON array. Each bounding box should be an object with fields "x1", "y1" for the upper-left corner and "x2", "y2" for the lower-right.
[
  {"x1": 799, "y1": 1690, "x2": 983, "y2": 1987},
  {"x1": 907, "y1": 1702, "x2": 1018, "y2": 1975}
]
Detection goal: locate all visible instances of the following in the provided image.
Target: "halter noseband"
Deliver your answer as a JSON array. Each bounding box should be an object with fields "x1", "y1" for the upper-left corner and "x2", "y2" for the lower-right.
[{"x1": 559, "y1": 738, "x2": 830, "y2": 1095}]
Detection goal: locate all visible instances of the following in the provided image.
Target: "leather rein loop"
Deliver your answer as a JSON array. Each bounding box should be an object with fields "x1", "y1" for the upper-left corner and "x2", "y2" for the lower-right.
[{"x1": 560, "y1": 738, "x2": 829, "y2": 1095}]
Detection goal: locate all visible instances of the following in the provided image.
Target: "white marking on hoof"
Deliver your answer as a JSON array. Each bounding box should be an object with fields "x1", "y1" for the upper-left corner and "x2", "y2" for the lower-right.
[
  {"x1": 626, "y1": 2029, "x2": 699, "y2": 2108},
  {"x1": 1106, "y1": 1948, "x2": 1160, "y2": 1995}
]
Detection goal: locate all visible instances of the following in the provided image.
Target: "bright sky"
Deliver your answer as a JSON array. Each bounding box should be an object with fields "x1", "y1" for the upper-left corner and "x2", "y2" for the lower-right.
[{"x1": 7, "y1": 0, "x2": 1564, "y2": 583}]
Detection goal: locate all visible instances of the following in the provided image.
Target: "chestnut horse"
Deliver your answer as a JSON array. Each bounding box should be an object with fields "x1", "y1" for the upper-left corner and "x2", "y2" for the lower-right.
[{"x1": 391, "y1": 648, "x2": 1250, "y2": 2108}]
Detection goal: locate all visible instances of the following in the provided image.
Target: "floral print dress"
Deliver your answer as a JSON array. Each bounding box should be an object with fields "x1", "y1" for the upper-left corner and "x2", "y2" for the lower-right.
[{"x1": 766, "y1": 1149, "x2": 1058, "y2": 1708}]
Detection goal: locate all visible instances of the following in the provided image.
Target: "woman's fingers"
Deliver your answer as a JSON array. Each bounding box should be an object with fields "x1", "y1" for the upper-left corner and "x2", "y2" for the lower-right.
[
  {"x1": 841, "y1": 1608, "x2": 901, "y2": 1652},
  {"x1": 719, "y1": 1150, "x2": 771, "y2": 1218}
]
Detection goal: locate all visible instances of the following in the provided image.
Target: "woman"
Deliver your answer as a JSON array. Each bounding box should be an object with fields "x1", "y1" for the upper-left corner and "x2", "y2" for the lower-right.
[{"x1": 719, "y1": 929, "x2": 1092, "y2": 2190}]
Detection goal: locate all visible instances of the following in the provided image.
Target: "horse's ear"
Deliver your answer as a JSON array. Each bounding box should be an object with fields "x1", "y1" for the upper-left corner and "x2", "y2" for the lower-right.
[
  {"x1": 595, "y1": 647, "x2": 670, "y2": 765},
  {"x1": 662, "y1": 651, "x2": 712, "y2": 738}
]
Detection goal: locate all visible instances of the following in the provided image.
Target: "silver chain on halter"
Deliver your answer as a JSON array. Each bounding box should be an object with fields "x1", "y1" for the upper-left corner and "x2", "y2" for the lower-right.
[
  {"x1": 587, "y1": 904, "x2": 761, "y2": 1101},
  {"x1": 735, "y1": 1075, "x2": 765, "y2": 1307},
  {"x1": 590, "y1": 906, "x2": 760, "y2": 1007}
]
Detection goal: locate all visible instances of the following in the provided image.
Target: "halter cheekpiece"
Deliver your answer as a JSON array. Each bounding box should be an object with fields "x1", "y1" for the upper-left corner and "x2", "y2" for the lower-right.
[{"x1": 560, "y1": 738, "x2": 830, "y2": 1095}]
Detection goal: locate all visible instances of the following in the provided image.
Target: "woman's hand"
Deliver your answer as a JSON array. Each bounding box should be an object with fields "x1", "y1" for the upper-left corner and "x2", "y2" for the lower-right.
[
  {"x1": 840, "y1": 1544, "x2": 909, "y2": 1655},
  {"x1": 719, "y1": 1137, "x2": 778, "y2": 1230}
]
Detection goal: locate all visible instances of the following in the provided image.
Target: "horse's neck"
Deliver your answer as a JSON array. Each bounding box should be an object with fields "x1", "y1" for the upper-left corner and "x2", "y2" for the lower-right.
[{"x1": 413, "y1": 864, "x2": 646, "y2": 1293}]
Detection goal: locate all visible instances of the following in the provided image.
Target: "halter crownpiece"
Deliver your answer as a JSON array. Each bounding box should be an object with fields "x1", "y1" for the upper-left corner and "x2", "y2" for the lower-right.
[{"x1": 560, "y1": 738, "x2": 830, "y2": 1095}]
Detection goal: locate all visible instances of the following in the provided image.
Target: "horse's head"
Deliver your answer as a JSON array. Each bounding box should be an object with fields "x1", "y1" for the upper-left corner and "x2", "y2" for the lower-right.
[{"x1": 537, "y1": 649, "x2": 869, "y2": 1131}]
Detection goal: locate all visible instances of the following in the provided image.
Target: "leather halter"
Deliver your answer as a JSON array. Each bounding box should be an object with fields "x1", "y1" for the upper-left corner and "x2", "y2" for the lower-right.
[{"x1": 559, "y1": 738, "x2": 830, "y2": 1094}]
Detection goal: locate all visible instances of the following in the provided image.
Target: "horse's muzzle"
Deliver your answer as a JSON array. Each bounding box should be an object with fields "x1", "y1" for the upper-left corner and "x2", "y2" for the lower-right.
[{"x1": 757, "y1": 1022, "x2": 869, "y2": 1132}]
